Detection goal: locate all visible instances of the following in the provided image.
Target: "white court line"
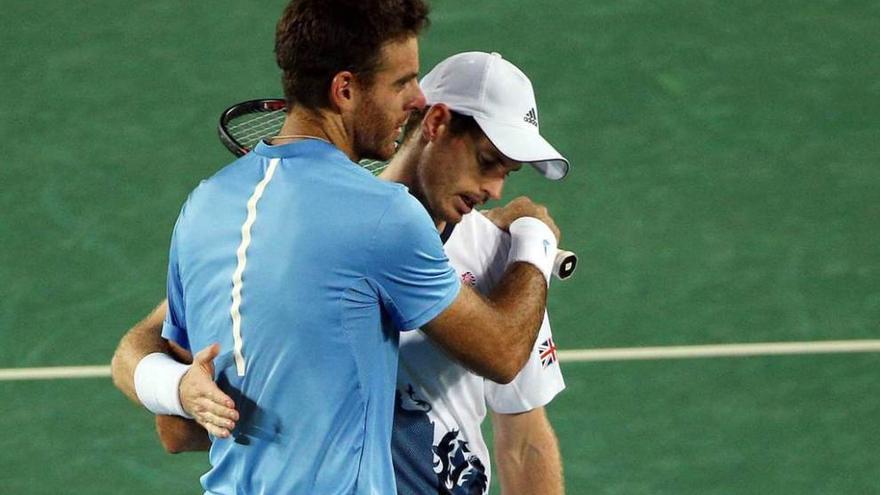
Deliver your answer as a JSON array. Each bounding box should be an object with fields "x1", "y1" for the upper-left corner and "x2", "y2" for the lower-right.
[
  {"x1": 2, "y1": 340, "x2": 879, "y2": 381},
  {"x1": 0, "y1": 365, "x2": 111, "y2": 381},
  {"x1": 557, "y1": 340, "x2": 880, "y2": 362}
]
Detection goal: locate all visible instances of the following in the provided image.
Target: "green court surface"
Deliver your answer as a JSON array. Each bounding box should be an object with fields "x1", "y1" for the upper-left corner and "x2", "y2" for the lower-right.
[{"x1": 1, "y1": 0, "x2": 878, "y2": 493}]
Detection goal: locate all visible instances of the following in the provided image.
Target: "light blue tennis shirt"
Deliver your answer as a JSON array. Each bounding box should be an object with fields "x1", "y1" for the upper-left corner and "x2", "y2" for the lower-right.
[{"x1": 162, "y1": 140, "x2": 460, "y2": 494}]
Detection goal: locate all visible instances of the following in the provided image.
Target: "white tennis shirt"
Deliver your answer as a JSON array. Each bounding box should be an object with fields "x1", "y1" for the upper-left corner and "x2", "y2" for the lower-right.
[{"x1": 392, "y1": 210, "x2": 566, "y2": 495}]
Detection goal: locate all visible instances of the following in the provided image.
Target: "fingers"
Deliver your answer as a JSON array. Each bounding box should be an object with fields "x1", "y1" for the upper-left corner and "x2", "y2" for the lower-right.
[
  {"x1": 191, "y1": 395, "x2": 239, "y2": 422},
  {"x1": 179, "y1": 342, "x2": 239, "y2": 437},
  {"x1": 485, "y1": 196, "x2": 560, "y2": 242},
  {"x1": 186, "y1": 343, "x2": 234, "y2": 408},
  {"x1": 194, "y1": 407, "x2": 237, "y2": 438},
  {"x1": 185, "y1": 387, "x2": 239, "y2": 438},
  {"x1": 202, "y1": 419, "x2": 234, "y2": 439},
  {"x1": 180, "y1": 372, "x2": 236, "y2": 413}
]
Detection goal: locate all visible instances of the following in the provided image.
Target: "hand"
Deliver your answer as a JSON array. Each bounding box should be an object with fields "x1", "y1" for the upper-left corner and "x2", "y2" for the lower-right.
[
  {"x1": 483, "y1": 196, "x2": 561, "y2": 243},
  {"x1": 179, "y1": 343, "x2": 239, "y2": 438}
]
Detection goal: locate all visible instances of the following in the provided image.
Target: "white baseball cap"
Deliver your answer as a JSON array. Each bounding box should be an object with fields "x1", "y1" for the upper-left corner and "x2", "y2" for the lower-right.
[{"x1": 420, "y1": 51, "x2": 570, "y2": 180}]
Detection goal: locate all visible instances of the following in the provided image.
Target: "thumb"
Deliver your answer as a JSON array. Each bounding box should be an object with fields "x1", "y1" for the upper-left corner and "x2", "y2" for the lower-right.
[{"x1": 193, "y1": 342, "x2": 221, "y2": 374}]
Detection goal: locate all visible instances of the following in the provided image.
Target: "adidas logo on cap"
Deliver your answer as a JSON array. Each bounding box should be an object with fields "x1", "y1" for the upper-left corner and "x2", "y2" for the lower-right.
[{"x1": 523, "y1": 108, "x2": 538, "y2": 127}]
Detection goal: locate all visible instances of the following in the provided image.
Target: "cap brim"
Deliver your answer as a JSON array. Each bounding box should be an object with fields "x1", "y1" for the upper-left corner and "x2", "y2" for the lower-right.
[{"x1": 473, "y1": 117, "x2": 570, "y2": 180}]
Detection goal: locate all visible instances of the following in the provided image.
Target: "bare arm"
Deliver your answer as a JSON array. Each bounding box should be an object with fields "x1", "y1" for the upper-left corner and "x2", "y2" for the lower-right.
[
  {"x1": 111, "y1": 300, "x2": 180, "y2": 403},
  {"x1": 422, "y1": 263, "x2": 546, "y2": 383},
  {"x1": 111, "y1": 300, "x2": 238, "y2": 441},
  {"x1": 491, "y1": 407, "x2": 564, "y2": 495},
  {"x1": 156, "y1": 331, "x2": 212, "y2": 454},
  {"x1": 156, "y1": 415, "x2": 211, "y2": 453},
  {"x1": 422, "y1": 197, "x2": 559, "y2": 384}
]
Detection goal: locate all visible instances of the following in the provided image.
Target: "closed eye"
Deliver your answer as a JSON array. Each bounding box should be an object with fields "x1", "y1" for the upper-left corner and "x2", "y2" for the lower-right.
[{"x1": 393, "y1": 72, "x2": 419, "y2": 90}]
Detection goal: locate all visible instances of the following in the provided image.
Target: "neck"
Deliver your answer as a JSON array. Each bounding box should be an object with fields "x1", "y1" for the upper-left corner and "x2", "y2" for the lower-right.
[
  {"x1": 274, "y1": 106, "x2": 358, "y2": 161},
  {"x1": 378, "y1": 140, "x2": 417, "y2": 187},
  {"x1": 380, "y1": 141, "x2": 446, "y2": 232}
]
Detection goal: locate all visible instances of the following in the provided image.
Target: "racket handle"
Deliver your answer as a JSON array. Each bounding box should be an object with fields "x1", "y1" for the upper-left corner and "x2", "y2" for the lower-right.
[{"x1": 553, "y1": 249, "x2": 578, "y2": 281}]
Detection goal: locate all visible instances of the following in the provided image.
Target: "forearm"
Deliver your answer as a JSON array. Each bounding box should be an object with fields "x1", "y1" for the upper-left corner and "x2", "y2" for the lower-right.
[
  {"x1": 495, "y1": 440, "x2": 563, "y2": 495},
  {"x1": 156, "y1": 415, "x2": 211, "y2": 453},
  {"x1": 485, "y1": 261, "x2": 547, "y2": 360},
  {"x1": 111, "y1": 301, "x2": 171, "y2": 404},
  {"x1": 112, "y1": 301, "x2": 230, "y2": 449},
  {"x1": 424, "y1": 263, "x2": 546, "y2": 383},
  {"x1": 492, "y1": 409, "x2": 564, "y2": 495}
]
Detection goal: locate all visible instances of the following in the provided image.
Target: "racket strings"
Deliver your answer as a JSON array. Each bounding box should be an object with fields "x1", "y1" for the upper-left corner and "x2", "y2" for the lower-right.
[
  {"x1": 360, "y1": 159, "x2": 388, "y2": 175},
  {"x1": 228, "y1": 110, "x2": 287, "y2": 148},
  {"x1": 226, "y1": 106, "x2": 388, "y2": 175}
]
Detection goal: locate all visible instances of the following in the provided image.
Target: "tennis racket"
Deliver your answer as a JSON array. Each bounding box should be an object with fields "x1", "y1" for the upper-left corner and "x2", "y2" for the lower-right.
[{"x1": 217, "y1": 98, "x2": 578, "y2": 280}]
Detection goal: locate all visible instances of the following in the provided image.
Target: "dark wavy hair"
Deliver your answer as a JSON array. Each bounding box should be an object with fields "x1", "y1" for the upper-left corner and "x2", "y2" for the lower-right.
[{"x1": 275, "y1": 0, "x2": 430, "y2": 111}]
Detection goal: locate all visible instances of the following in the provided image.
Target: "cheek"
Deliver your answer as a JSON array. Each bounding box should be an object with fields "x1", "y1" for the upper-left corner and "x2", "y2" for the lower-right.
[
  {"x1": 436, "y1": 158, "x2": 464, "y2": 191},
  {"x1": 361, "y1": 97, "x2": 392, "y2": 128},
  {"x1": 378, "y1": 91, "x2": 402, "y2": 116},
  {"x1": 418, "y1": 157, "x2": 450, "y2": 202}
]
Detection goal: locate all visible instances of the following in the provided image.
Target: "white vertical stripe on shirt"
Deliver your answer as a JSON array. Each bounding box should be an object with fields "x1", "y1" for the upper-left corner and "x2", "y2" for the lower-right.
[{"x1": 230, "y1": 157, "x2": 279, "y2": 376}]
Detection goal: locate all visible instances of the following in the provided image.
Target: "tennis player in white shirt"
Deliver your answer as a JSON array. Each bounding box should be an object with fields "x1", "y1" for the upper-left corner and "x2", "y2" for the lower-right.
[{"x1": 386, "y1": 52, "x2": 568, "y2": 495}]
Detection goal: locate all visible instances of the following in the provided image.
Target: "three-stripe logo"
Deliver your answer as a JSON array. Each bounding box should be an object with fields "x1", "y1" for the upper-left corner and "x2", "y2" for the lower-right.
[{"x1": 523, "y1": 108, "x2": 538, "y2": 127}]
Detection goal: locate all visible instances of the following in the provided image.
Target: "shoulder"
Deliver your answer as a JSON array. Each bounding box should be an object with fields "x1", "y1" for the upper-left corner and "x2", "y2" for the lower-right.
[
  {"x1": 179, "y1": 154, "x2": 263, "y2": 211},
  {"x1": 374, "y1": 185, "x2": 434, "y2": 233},
  {"x1": 444, "y1": 211, "x2": 510, "y2": 289},
  {"x1": 453, "y1": 211, "x2": 509, "y2": 248},
  {"x1": 358, "y1": 185, "x2": 444, "y2": 272}
]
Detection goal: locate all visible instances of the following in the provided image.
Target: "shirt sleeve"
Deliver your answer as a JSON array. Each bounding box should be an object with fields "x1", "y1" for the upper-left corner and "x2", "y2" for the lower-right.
[
  {"x1": 368, "y1": 190, "x2": 461, "y2": 331},
  {"x1": 161, "y1": 213, "x2": 190, "y2": 351},
  {"x1": 484, "y1": 311, "x2": 565, "y2": 413}
]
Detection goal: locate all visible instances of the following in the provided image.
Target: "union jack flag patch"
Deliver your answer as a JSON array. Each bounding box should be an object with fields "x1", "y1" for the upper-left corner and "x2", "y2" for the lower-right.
[
  {"x1": 538, "y1": 337, "x2": 558, "y2": 368},
  {"x1": 460, "y1": 271, "x2": 477, "y2": 287}
]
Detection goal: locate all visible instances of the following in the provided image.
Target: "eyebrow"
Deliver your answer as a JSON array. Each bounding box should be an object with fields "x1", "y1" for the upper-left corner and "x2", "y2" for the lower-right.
[{"x1": 393, "y1": 71, "x2": 419, "y2": 86}]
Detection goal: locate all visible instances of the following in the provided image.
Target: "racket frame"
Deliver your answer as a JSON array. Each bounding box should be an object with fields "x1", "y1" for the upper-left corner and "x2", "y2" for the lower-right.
[{"x1": 217, "y1": 98, "x2": 287, "y2": 157}]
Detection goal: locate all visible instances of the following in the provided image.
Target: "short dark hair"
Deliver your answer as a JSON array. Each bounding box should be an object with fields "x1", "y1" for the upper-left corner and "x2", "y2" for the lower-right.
[
  {"x1": 401, "y1": 107, "x2": 483, "y2": 144},
  {"x1": 275, "y1": 0, "x2": 430, "y2": 111}
]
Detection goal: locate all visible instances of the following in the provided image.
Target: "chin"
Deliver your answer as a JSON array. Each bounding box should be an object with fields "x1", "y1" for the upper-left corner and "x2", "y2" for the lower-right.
[
  {"x1": 382, "y1": 144, "x2": 397, "y2": 160},
  {"x1": 360, "y1": 148, "x2": 390, "y2": 162},
  {"x1": 374, "y1": 142, "x2": 398, "y2": 162},
  {"x1": 444, "y1": 210, "x2": 464, "y2": 225}
]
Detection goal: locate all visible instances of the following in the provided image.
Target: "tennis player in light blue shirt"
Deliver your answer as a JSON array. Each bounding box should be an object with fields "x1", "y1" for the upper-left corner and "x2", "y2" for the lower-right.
[
  {"x1": 163, "y1": 139, "x2": 460, "y2": 493},
  {"x1": 129, "y1": 2, "x2": 559, "y2": 493}
]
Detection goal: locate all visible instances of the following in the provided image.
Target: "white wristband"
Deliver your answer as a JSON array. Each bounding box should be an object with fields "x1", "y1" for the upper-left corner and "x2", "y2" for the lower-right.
[
  {"x1": 508, "y1": 217, "x2": 558, "y2": 284},
  {"x1": 134, "y1": 352, "x2": 193, "y2": 418}
]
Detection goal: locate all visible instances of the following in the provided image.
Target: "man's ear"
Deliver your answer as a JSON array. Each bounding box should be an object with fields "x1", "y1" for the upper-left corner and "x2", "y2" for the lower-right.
[
  {"x1": 329, "y1": 71, "x2": 356, "y2": 112},
  {"x1": 421, "y1": 103, "x2": 452, "y2": 142}
]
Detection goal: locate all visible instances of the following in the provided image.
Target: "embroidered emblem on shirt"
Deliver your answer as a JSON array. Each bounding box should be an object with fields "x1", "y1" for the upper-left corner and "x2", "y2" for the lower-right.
[{"x1": 538, "y1": 337, "x2": 558, "y2": 368}]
